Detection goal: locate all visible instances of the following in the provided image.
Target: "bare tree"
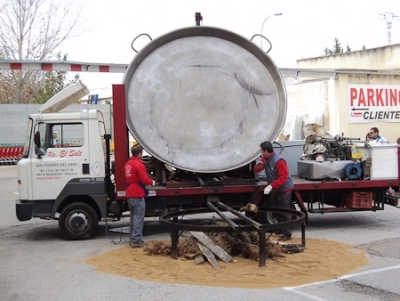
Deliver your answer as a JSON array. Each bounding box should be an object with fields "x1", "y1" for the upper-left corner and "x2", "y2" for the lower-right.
[{"x1": 0, "y1": 0, "x2": 82, "y2": 103}]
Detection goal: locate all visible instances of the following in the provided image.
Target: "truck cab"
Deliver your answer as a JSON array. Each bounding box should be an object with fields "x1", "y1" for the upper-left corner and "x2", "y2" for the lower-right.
[{"x1": 16, "y1": 81, "x2": 110, "y2": 239}]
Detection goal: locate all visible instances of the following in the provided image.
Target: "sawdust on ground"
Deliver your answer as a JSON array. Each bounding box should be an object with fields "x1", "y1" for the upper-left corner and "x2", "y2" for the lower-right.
[{"x1": 84, "y1": 235, "x2": 369, "y2": 289}]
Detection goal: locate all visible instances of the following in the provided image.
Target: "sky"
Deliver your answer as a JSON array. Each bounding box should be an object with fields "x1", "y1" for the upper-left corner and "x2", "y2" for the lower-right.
[{"x1": 61, "y1": 0, "x2": 400, "y2": 90}]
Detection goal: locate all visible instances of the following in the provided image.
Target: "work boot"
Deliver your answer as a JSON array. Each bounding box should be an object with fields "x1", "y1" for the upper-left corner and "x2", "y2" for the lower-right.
[
  {"x1": 130, "y1": 240, "x2": 145, "y2": 248},
  {"x1": 239, "y1": 203, "x2": 251, "y2": 212},
  {"x1": 239, "y1": 203, "x2": 258, "y2": 213},
  {"x1": 248, "y1": 204, "x2": 258, "y2": 213}
]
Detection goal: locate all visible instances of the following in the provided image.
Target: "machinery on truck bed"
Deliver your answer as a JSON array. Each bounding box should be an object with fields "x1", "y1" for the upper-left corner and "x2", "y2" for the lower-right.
[{"x1": 13, "y1": 26, "x2": 400, "y2": 240}]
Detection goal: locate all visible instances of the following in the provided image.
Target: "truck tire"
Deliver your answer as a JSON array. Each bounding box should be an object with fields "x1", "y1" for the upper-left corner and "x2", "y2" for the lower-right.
[{"x1": 59, "y1": 202, "x2": 98, "y2": 240}]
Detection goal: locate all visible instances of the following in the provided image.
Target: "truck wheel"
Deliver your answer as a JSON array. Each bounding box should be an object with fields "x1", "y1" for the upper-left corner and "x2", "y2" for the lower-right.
[{"x1": 59, "y1": 202, "x2": 98, "y2": 240}]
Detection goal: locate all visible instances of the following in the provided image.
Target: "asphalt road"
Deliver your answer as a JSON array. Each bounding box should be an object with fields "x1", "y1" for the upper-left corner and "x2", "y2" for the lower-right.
[{"x1": 1, "y1": 165, "x2": 400, "y2": 301}]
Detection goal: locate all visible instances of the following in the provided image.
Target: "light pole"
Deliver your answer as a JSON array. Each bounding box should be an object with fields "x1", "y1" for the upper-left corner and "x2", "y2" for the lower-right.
[{"x1": 260, "y1": 13, "x2": 282, "y2": 48}]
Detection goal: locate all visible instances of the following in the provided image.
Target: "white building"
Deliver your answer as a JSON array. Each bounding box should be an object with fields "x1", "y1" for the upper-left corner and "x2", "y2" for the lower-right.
[{"x1": 284, "y1": 43, "x2": 400, "y2": 143}]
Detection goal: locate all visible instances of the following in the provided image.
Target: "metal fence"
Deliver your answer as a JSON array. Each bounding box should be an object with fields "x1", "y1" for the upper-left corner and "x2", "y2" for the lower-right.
[{"x1": 0, "y1": 144, "x2": 24, "y2": 165}]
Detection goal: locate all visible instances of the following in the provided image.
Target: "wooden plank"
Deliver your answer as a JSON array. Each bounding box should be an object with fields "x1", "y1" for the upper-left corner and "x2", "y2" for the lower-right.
[
  {"x1": 194, "y1": 254, "x2": 205, "y2": 265},
  {"x1": 183, "y1": 253, "x2": 199, "y2": 260},
  {"x1": 190, "y1": 231, "x2": 232, "y2": 262},
  {"x1": 197, "y1": 243, "x2": 220, "y2": 270}
]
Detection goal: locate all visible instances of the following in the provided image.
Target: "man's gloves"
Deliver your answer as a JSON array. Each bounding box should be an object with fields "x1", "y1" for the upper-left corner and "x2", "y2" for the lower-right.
[
  {"x1": 152, "y1": 180, "x2": 156, "y2": 187},
  {"x1": 256, "y1": 161, "x2": 264, "y2": 168},
  {"x1": 263, "y1": 185, "x2": 272, "y2": 194},
  {"x1": 239, "y1": 203, "x2": 258, "y2": 213}
]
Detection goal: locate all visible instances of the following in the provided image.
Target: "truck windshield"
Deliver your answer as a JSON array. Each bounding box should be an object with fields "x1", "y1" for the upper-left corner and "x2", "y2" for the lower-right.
[{"x1": 22, "y1": 119, "x2": 33, "y2": 158}]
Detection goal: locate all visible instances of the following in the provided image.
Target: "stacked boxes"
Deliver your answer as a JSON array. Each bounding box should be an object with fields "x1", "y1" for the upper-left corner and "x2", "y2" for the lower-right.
[{"x1": 343, "y1": 191, "x2": 373, "y2": 209}]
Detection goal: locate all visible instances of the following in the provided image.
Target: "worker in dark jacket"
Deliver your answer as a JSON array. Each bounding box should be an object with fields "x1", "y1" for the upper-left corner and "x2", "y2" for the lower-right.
[
  {"x1": 254, "y1": 141, "x2": 294, "y2": 241},
  {"x1": 124, "y1": 145, "x2": 155, "y2": 247}
]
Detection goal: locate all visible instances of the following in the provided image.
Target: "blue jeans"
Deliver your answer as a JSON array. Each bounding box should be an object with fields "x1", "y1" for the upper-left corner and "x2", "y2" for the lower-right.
[{"x1": 127, "y1": 197, "x2": 145, "y2": 244}]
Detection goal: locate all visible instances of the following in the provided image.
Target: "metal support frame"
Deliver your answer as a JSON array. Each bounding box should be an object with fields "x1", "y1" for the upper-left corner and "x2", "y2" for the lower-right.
[{"x1": 160, "y1": 205, "x2": 306, "y2": 267}]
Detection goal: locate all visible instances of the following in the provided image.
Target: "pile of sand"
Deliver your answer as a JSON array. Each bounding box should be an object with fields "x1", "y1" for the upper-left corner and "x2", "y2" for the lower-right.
[{"x1": 84, "y1": 235, "x2": 368, "y2": 289}]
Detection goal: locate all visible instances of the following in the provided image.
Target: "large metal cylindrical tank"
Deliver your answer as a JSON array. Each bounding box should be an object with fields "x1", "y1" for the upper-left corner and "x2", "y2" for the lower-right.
[{"x1": 123, "y1": 26, "x2": 287, "y2": 173}]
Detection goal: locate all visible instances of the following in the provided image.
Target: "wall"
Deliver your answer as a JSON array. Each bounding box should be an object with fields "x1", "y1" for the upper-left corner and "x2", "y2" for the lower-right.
[
  {"x1": 334, "y1": 73, "x2": 400, "y2": 143},
  {"x1": 297, "y1": 43, "x2": 400, "y2": 70},
  {"x1": 286, "y1": 43, "x2": 400, "y2": 143},
  {"x1": 284, "y1": 80, "x2": 329, "y2": 139},
  {"x1": 285, "y1": 73, "x2": 400, "y2": 143}
]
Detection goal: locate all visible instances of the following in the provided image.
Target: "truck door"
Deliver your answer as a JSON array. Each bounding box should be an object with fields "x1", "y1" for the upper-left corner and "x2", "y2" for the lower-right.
[{"x1": 31, "y1": 121, "x2": 89, "y2": 200}]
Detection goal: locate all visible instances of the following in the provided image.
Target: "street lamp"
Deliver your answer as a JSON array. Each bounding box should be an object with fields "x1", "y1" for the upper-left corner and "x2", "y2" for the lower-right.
[{"x1": 260, "y1": 13, "x2": 282, "y2": 48}]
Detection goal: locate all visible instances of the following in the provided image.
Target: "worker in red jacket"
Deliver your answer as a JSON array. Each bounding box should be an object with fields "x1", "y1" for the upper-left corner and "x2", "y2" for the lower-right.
[
  {"x1": 243, "y1": 141, "x2": 294, "y2": 241},
  {"x1": 124, "y1": 145, "x2": 155, "y2": 247}
]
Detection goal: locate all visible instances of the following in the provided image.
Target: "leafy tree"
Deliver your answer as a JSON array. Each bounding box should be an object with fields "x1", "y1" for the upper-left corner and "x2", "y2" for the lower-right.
[
  {"x1": 332, "y1": 37, "x2": 343, "y2": 54},
  {"x1": 346, "y1": 45, "x2": 351, "y2": 52},
  {"x1": 0, "y1": 0, "x2": 82, "y2": 103},
  {"x1": 324, "y1": 37, "x2": 347, "y2": 55}
]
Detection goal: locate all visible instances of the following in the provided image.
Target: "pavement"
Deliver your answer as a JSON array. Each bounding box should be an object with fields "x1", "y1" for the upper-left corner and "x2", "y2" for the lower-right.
[{"x1": 1, "y1": 164, "x2": 400, "y2": 301}]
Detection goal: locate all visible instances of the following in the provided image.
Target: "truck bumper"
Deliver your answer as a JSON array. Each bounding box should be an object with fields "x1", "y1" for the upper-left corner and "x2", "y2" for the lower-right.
[{"x1": 16, "y1": 200, "x2": 33, "y2": 221}]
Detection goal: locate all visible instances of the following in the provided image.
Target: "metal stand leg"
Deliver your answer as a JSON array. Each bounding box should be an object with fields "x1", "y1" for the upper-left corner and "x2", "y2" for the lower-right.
[
  {"x1": 171, "y1": 229, "x2": 179, "y2": 260},
  {"x1": 258, "y1": 229, "x2": 266, "y2": 267},
  {"x1": 104, "y1": 218, "x2": 108, "y2": 235}
]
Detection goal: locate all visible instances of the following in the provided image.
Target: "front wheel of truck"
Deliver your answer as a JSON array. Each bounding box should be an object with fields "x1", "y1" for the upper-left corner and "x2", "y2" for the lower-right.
[{"x1": 59, "y1": 202, "x2": 99, "y2": 240}]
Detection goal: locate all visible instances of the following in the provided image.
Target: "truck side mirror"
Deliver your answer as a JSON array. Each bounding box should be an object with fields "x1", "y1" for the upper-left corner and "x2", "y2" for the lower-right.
[{"x1": 34, "y1": 131, "x2": 45, "y2": 158}]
